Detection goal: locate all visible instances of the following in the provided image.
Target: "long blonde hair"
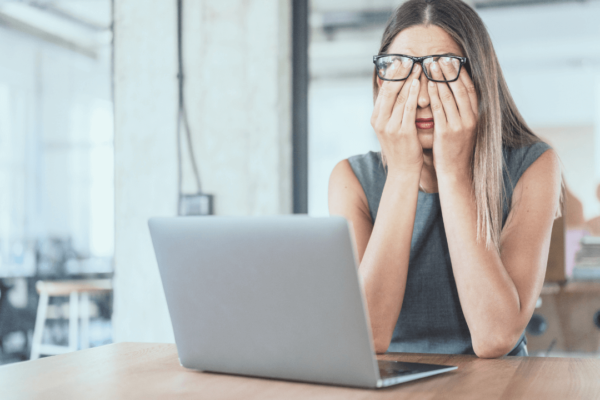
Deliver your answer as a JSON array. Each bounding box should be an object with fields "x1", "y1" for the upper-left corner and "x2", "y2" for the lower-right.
[{"x1": 374, "y1": 0, "x2": 541, "y2": 252}]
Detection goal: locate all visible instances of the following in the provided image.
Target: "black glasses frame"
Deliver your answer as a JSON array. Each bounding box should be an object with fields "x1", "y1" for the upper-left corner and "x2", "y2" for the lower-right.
[{"x1": 373, "y1": 54, "x2": 468, "y2": 83}]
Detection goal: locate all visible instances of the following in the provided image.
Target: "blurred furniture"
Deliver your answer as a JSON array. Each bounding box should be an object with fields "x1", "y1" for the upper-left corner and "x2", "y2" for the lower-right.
[
  {"x1": 3, "y1": 343, "x2": 600, "y2": 399},
  {"x1": 572, "y1": 235, "x2": 600, "y2": 280},
  {"x1": 565, "y1": 229, "x2": 588, "y2": 278},
  {"x1": 526, "y1": 281, "x2": 600, "y2": 354},
  {"x1": 30, "y1": 279, "x2": 112, "y2": 360},
  {"x1": 0, "y1": 279, "x2": 37, "y2": 361},
  {"x1": 545, "y1": 216, "x2": 566, "y2": 282}
]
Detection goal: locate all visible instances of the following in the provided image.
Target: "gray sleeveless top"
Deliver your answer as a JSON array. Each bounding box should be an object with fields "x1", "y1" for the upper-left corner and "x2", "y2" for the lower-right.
[{"x1": 348, "y1": 141, "x2": 551, "y2": 356}]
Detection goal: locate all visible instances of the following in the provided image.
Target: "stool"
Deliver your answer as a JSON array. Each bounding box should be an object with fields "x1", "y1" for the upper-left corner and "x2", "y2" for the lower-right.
[{"x1": 30, "y1": 279, "x2": 112, "y2": 360}]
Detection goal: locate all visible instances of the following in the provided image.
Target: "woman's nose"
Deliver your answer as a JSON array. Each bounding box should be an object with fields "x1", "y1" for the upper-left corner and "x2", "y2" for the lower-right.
[{"x1": 417, "y1": 72, "x2": 430, "y2": 109}]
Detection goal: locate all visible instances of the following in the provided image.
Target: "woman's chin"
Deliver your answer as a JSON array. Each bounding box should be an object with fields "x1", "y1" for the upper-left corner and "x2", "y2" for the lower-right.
[{"x1": 418, "y1": 131, "x2": 433, "y2": 150}]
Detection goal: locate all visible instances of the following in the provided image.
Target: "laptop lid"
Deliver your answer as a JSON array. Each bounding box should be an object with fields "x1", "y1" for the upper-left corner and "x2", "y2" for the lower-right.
[{"x1": 149, "y1": 216, "x2": 381, "y2": 388}]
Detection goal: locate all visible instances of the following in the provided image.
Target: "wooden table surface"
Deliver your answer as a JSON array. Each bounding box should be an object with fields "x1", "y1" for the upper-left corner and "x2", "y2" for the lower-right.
[{"x1": 2, "y1": 342, "x2": 599, "y2": 400}]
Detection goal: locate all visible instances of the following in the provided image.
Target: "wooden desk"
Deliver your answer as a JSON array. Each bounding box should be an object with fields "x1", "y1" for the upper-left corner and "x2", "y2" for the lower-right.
[{"x1": 2, "y1": 343, "x2": 599, "y2": 399}]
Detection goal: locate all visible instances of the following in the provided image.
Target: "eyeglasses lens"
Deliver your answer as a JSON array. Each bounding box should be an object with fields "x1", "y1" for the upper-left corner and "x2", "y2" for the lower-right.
[
  {"x1": 376, "y1": 56, "x2": 413, "y2": 80},
  {"x1": 422, "y1": 56, "x2": 460, "y2": 82}
]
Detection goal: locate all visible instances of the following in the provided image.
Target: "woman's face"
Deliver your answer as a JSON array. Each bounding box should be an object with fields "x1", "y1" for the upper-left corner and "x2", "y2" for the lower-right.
[{"x1": 378, "y1": 25, "x2": 465, "y2": 150}]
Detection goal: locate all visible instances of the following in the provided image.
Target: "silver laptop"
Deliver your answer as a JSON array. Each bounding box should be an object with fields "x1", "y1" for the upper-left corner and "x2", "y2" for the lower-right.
[{"x1": 148, "y1": 216, "x2": 457, "y2": 389}]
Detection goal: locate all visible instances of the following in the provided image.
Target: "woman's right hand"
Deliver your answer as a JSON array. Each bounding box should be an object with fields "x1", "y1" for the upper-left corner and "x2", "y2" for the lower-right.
[{"x1": 370, "y1": 64, "x2": 423, "y2": 176}]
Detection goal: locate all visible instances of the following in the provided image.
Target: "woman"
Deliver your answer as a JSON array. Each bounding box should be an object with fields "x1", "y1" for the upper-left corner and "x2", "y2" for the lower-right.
[{"x1": 328, "y1": 0, "x2": 561, "y2": 358}]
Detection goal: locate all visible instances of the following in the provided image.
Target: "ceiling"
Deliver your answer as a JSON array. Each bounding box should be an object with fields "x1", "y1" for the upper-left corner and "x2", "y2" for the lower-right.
[
  {"x1": 309, "y1": 0, "x2": 600, "y2": 79},
  {"x1": 0, "y1": 0, "x2": 111, "y2": 58}
]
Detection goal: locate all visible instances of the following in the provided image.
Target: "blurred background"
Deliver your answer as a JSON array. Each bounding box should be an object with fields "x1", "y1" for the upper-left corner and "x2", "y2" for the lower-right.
[
  {"x1": 0, "y1": 0, "x2": 113, "y2": 363},
  {"x1": 0, "y1": 0, "x2": 599, "y2": 365}
]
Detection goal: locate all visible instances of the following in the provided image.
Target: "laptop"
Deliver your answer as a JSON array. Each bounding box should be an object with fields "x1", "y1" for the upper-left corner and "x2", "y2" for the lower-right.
[{"x1": 148, "y1": 216, "x2": 457, "y2": 388}]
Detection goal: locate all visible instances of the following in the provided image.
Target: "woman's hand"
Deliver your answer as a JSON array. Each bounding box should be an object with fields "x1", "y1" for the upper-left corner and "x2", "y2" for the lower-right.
[
  {"x1": 370, "y1": 64, "x2": 423, "y2": 176},
  {"x1": 427, "y1": 58, "x2": 478, "y2": 178}
]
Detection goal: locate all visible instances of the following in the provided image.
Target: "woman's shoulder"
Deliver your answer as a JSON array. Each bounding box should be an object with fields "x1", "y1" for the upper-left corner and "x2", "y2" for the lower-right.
[
  {"x1": 501, "y1": 140, "x2": 560, "y2": 223},
  {"x1": 347, "y1": 151, "x2": 386, "y2": 186},
  {"x1": 330, "y1": 151, "x2": 386, "y2": 223},
  {"x1": 502, "y1": 140, "x2": 561, "y2": 224},
  {"x1": 503, "y1": 140, "x2": 553, "y2": 187},
  {"x1": 347, "y1": 150, "x2": 382, "y2": 166}
]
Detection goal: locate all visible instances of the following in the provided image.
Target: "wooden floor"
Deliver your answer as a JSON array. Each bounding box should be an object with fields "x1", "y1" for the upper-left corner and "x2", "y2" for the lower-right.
[{"x1": 2, "y1": 342, "x2": 600, "y2": 399}]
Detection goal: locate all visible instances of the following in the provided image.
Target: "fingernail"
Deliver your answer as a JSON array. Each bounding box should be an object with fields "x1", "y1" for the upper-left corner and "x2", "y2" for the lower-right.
[
  {"x1": 443, "y1": 57, "x2": 451, "y2": 64},
  {"x1": 412, "y1": 78, "x2": 419, "y2": 87},
  {"x1": 428, "y1": 81, "x2": 434, "y2": 88},
  {"x1": 452, "y1": 59, "x2": 459, "y2": 68},
  {"x1": 431, "y1": 62, "x2": 438, "y2": 71}
]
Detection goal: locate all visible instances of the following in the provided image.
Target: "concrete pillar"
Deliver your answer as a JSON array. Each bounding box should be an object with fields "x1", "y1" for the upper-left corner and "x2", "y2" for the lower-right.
[
  {"x1": 113, "y1": 0, "x2": 292, "y2": 343},
  {"x1": 181, "y1": 1, "x2": 292, "y2": 215},
  {"x1": 113, "y1": 0, "x2": 178, "y2": 343}
]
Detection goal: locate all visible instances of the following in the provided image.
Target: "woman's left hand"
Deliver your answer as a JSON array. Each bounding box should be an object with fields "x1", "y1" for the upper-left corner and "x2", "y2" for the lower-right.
[{"x1": 427, "y1": 58, "x2": 478, "y2": 178}]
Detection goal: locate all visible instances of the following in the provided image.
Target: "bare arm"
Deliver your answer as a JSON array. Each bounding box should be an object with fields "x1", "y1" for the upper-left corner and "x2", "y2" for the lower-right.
[
  {"x1": 436, "y1": 150, "x2": 560, "y2": 358},
  {"x1": 328, "y1": 65, "x2": 424, "y2": 353},
  {"x1": 429, "y1": 58, "x2": 561, "y2": 358},
  {"x1": 328, "y1": 160, "x2": 419, "y2": 353}
]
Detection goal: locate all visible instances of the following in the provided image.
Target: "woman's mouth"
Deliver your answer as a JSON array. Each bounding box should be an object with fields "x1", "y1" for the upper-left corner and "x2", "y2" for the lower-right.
[{"x1": 416, "y1": 118, "x2": 434, "y2": 130}]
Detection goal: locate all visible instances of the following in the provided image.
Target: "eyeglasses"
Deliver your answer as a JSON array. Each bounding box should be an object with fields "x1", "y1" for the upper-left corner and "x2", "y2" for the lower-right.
[{"x1": 373, "y1": 54, "x2": 468, "y2": 83}]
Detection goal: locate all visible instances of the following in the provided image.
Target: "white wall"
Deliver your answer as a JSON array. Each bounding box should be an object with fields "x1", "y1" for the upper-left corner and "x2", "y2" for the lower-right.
[
  {"x1": 181, "y1": 1, "x2": 292, "y2": 215},
  {"x1": 113, "y1": 0, "x2": 292, "y2": 343},
  {"x1": 113, "y1": 0, "x2": 178, "y2": 343}
]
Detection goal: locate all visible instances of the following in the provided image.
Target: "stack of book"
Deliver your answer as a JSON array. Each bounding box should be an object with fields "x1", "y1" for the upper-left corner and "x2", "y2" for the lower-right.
[{"x1": 573, "y1": 236, "x2": 600, "y2": 280}]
